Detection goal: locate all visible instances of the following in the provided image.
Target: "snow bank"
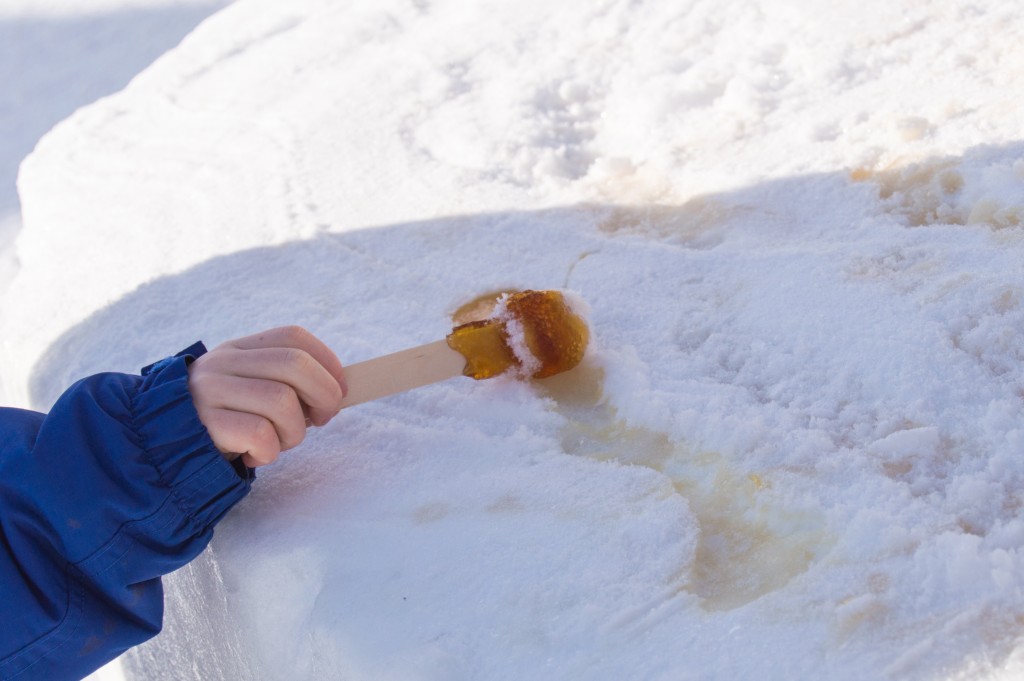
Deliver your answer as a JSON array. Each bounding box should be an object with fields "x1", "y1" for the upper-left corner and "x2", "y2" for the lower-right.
[
  {"x1": 0, "y1": 0, "x2": 233, "y2": 399},
  {"x1": 8, "y1": 0, "x2": 1024, "y2": 678}
]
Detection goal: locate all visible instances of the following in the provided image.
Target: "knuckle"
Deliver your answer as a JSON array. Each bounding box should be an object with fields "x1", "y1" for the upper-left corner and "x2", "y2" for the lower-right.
[
  {"x1": 282, "y1": 347, "x2": 314, "y2": 374},
  {"x1": 327, "y1": 381, "x2": 344, "y2": 409},
  {"x1": 282, "y1": 425, "x2": 306, "y2": 451},
  {"x1": 251, "y1": 418, "x2": 280, "y2": 451},
  {"x1": 279, "y1": 325, "x2": 312, "y2": 345},
  {"x1": 261, "y1": 447, "x2": 281, "y2": 466},
  {"x1": 265, "y1": 382, "x2": 298, "y2": 411}
]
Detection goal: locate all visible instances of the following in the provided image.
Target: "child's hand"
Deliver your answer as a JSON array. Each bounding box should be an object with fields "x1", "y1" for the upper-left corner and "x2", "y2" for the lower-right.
[{"x1": 187, "y1": 326, "x2": 347, "y2": 468}]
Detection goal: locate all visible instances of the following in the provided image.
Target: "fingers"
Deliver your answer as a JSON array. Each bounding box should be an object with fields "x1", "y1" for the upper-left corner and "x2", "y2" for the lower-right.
[
  {"x1": 224, "y1": 326, "x2": 348, "y2": 397},
  {"x1": 188, "y1": 326, "x2": 347, "y2": 468},
  {"x1": 197, "y1": 408, "x2": 282, "y2": 468},
  {"x1": 194, "y1": 346, "x2": 344, "y2": 426},
  {"x1": 190, "y1": 374, "x2": 308, "y2": 452}
]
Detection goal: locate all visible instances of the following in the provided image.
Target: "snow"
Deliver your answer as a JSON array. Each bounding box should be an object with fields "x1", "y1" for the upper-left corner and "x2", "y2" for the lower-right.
[{"x1": 6, "y1": 0, "x2": 1024, "y2": 678}]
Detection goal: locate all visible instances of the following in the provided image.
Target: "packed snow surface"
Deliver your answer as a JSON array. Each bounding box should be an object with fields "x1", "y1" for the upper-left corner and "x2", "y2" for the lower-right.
[{"x1": 6, "y1": 0, "x2": 1024, "y2": 678}]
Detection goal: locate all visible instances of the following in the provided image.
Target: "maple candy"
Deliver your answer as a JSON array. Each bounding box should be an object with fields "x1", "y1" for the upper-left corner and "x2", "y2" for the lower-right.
[{"x1": 446, "y1": 290, "x2": 589, "y2": 380}]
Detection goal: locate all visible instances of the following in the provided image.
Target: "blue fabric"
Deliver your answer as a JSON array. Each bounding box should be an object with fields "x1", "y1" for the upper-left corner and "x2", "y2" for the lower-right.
[{"x1": 0, "y1": 344, "x2": 252, "y2": 680}]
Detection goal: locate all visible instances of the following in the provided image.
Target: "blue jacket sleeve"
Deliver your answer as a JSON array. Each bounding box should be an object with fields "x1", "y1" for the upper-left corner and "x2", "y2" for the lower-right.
[{"x1": 0, "y1": 343, "x2": 252, "y2": 681}]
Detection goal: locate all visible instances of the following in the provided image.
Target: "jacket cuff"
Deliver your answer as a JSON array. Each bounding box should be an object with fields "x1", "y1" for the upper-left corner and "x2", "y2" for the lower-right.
[{"x1": 133, "y1": 344, "x2": 252, "y2": 529}]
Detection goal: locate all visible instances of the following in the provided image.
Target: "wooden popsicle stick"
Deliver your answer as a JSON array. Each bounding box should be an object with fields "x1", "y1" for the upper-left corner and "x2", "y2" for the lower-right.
[{"x1": 338, "y1": 339, "x2": 468, "y2": 409}]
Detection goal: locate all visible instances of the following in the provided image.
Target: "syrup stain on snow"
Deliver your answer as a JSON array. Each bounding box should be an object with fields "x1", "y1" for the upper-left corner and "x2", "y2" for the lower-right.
[
  {"x1": 594, "y1": 201, "x2": 733, "y2": 249},
  {"x1": 852, "y1": 151, "x2": 1024, "y2": 230},
  {"x1": 538, "y1": 362, "x2": 828, "y2": 612}
]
